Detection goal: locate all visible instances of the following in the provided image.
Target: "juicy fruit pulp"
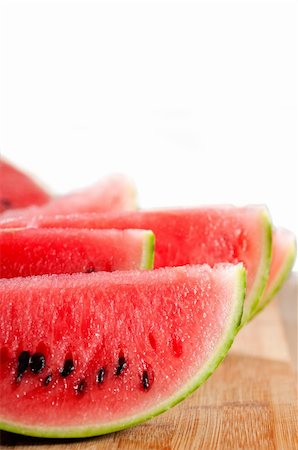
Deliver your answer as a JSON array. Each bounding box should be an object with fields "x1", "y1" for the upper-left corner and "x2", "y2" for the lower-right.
[
  {"x1": 0, "y1": 228, "x2": 154, "y2": 277},
  {"x1": 0, "y1": 174, "x2": 137, "y2": 219},
  {"x1": 0, "y1": 159, "x2": 50, "y2": 212},
  {"x1": 0, "y1": 264, "x2": 245, "y2": 438},
  {"x1": 5, "y1": 207, "x2": 271, "y2": 323}
]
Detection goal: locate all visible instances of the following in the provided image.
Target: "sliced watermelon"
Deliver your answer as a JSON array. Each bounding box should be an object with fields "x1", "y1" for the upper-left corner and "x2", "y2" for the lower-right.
[
  {"x1": 0, "y1": 264, "x2": 245, "y2": 438},
  {"x1": 0, "y1": 174, "x2": 137, "y2": 220},
  {"x1": 4, "y1": 207, "x2": 271, "y2": 323},
  {"x1": 0, "y1": 159, "x2": 50, "y2": 212},
  {"x1": 249, "y1": 227, "x2": 296, "y2": 320},
  {"x1": 0, "y1": 228, "x2": 154, "y2": 278}
]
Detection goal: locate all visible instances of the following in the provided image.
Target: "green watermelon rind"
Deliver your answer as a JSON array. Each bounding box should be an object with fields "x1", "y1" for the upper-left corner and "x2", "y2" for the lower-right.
[
  {"x1": 249, "y1": 237, "x2": 296, "y2": 321},
  {"x1": 140, "y1": 230, "x2": 155, "y2": 270},
  {"x1": 0, "y1": 266, "x2": 246, "y2": 438},
  {"x1": 240, "y1": 208, "x2": 272, "y2": 325}
]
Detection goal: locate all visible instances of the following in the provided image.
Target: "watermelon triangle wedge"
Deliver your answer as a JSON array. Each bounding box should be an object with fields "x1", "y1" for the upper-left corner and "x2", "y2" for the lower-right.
[
  {"x1": 4, "y1": 206, "x2": 271, "y2": 323},
  {"x1": 0, "y1": 263, "x2": 245, "y2": 438},
  {"x1": 0, "y1": 228, "x2": 155, "y2": 278},
  {"x1": 0, "y1": 159, "x2": 50, "y2": 212},
  {"x1": 0, "y1": 174, "x2": 137, "y2": 220},
  {"x1": 249, "y1": 227, "x2": 296, "y2": 320}
]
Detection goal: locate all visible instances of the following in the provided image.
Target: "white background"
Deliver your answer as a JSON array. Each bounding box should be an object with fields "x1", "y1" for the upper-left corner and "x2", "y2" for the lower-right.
[{"x1": 0, "y1": 1, "x2": 297, "y2": 257}]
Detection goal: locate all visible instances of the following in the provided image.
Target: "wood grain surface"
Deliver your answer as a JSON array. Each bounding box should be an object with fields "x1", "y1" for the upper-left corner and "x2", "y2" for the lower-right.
[{"x1": 1, "y1": 275, "x2": 297, "y2": 450}]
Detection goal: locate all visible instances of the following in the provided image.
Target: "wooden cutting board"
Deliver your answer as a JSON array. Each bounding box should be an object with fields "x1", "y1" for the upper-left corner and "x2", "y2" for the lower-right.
[{"x1": 1, "y1": 276, "x2": 297, "y2": 450}]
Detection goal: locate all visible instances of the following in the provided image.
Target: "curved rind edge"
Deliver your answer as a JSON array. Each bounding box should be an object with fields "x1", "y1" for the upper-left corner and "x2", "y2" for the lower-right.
[
  {"x1": 0, "y1": 266, "x2": 246, "y2": 439},
  {"x1": 140, "y1": 231, "x2": 155, "y2": 269},
  {"x1": 249, "y1": 236, "x2": 296, "y2": 321},
  {"x1": 241, "y1": 207, "x2": 272, "y2": 325}
]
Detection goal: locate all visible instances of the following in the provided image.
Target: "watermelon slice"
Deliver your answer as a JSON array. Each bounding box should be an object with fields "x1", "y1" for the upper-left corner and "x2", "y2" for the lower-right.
[
  {"x1": 249, "y1": 227, "x2": 296, "y2": 320},
  {"x1": 0, "y1": 159, "x2": 50, "y2": 212},
  {"x1": 0, "y1": 264, "x2": 245, "y2": 438},
  {"x1": 5, "y1": 207, "x2": 271, "y2": 323},
  {"x1": 0, "y1": 228, "x2": 154, "y2": 278},
  {"x1": 0, "y1": 174, "x2": 137, "y2": 220}
]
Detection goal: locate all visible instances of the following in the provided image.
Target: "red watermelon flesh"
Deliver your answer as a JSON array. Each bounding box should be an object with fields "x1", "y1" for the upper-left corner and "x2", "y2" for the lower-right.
[
  {"x1": 0, "y1": 174, "x2": 137, "y2": 220},
  {"x1": 0, "y1": 264, "x2": 245, "y2": 438},
  {"x1": 0, "y1": 228, "x2": 154, "y2": 278},
  {"x1": 0, "y1": 159, "x2": 50, "y2": 212},
  {"x1": 249, "y1": 227, "x2": 296, "y2": 319},
  {"x1": 4, "y1": 207, "x2": 271, "y2": 323}
]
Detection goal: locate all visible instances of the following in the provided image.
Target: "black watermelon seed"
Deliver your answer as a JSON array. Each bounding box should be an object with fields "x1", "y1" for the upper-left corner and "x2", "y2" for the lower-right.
[
  {"x1": 1, "y1": 198, "x2": 12, "y2": 209},
  {"x1": 96, "y1": 367, "x2": 105, "y2": 384},
  {"x1": 116, "y1": 356, "x2": 127, "y2": 376},
  {"x1": 60, "y1": 359, "x2": 74, "y2": 378},
  {"x1": 74, "y1": 379, "x2": 86, "y2": 394},
  {"x1": 29, "y1": 352, "x2": 45, "y2": 374},
  {"x1": 86, "y1": 263, "x2": 95, "y2": 273},
  {"x1": 17, "y1": 351, "x2": 30, "y2": 379},
  {"x1": 44, "y1": 373, "x2": 52, "y2": 386},
  {"x1": 142, "y1": 371, "x2": 150, "y2": 390}
]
